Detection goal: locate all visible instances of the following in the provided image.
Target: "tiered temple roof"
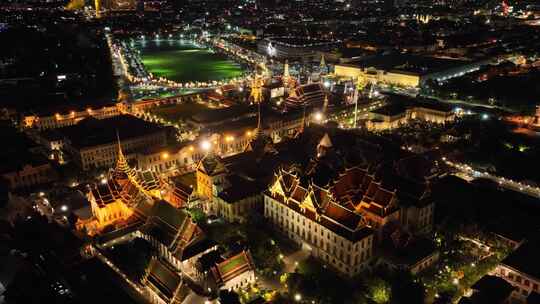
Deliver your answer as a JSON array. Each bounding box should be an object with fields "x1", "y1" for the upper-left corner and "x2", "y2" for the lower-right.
[
  {"x1": 269, "y1": 168, "x2": 373, "y2": 241},
  {"x1": 89, "y1": 136, "x2": 162, "y2": 209},
  {"x1": 211, "y1": 250, "x2": 255, "y2": 287},
  {"x1": 143, "y1": 257, "x2": 190, "y2": 304},
  {"x1": 286, "y1": 83, "x2": 325, "y2": 108},
  {"x1": 140, "y1": 201, "x2": 203, "y2": 260}
]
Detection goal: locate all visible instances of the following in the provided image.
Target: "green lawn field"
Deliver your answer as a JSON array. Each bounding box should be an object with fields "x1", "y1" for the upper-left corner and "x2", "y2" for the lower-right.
[{"x1": 136, "y1": 40, "x2": 244, "y2": 83}]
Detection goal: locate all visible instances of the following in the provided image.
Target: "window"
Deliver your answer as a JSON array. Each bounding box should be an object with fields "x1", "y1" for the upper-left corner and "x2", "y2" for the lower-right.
[
  {"x1": 525, "y1": 280, "x2": 530, "y2": 287},
  {"x1": 533, "y1": 283, "x2": 538, "y2": 291}
]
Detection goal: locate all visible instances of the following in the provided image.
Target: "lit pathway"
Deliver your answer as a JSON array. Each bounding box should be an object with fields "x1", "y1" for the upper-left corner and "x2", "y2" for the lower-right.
[
  {"x1": 92, "y1": 245, "x2": 150, "y2": 302},
  {"x1": 445, "y1": 159, "x2": 540, "y2": 198},
  {"x1": 282, "y1": 249, "x2": 311, "y2": 273}
]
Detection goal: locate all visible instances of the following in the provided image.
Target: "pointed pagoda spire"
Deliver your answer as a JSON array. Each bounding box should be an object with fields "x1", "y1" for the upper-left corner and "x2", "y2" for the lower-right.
[
  {"x1": 114, "y1": 131, "x2": 137, "y2": 180},
  {"x1": 245, "y1": 100, "x2": 272, "y2": 153},
  {"x1": 250, "y1": 75, "x2": 263, "y2": 104},
  {"x1": 320, "y1": 54, "x2": 326, "y2": 68},
  {"x1": 253, "y1": 100, "x2": 264, "y2": 140},
  {"x1": 283, "y1": 60, "x2": 290, "y2": 81}
]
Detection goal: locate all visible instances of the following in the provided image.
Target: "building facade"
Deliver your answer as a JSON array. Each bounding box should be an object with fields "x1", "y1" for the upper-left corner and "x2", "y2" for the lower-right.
[
  {"x1": 23, "y1": 103, "x2": 121, "y2": 130},
  {"x1": 495, "y1": 241, "x2": 540, "y2": 303},
  {"x1": 1, "y1": 162, "x2": 56, "y2": 190},
  {"x1": 265, "y1": 168, "x2": 375, "y2": 276}
]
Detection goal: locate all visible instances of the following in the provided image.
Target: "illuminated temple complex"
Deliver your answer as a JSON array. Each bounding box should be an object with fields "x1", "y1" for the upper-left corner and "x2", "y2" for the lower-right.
[{"x1": 77, "y1": 139, "x2": 165, "y2": 235}]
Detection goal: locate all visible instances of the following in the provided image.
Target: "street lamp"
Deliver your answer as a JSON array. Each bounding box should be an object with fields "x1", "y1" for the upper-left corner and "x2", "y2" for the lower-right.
[
  {"x1": 294, "y1": 293, "x2": 302, "y2": 302},
  {"x1": 313, "y1": 112, "x2": 323, "y2": 122},
  {"x1": 200, "y1": 140, "x2": 211, "y2": 151}
]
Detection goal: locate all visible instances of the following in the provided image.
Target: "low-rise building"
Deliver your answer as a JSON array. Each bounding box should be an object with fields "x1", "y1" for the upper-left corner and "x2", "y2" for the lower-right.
[
  {"x1": 142, "y1": 257, "x2": 191, "y2": 304},
  {"x1": 496, "y1": 240, "x2": 540, "y2": 303},
  {"x1": 366, "y1": 96, "x2": 455, "y2": 131},
  {"x1": 1, "y1": 158, "x2": 56, "y2": 190},
  {"x1": 335, "y1": 54, "x2": 488, "y2": 87},
  {"x1": 0, "y1": 124, "x2": 56, "y2": 189},
  {"x1": 215, "y1": 175, "x2": 262, "y2": 223},
  {"x1": 58, "y1": 115, "x2": 168, "y2": 171},
  {"x1": 211, "y1": 250, "x2": 256, "y2": 291},
  {"x1": 23, "y1": 103, "x2": 121, "y2": 130},
  {"x1": 459, "y1": 275, "x2": 515, "y2": 304}
]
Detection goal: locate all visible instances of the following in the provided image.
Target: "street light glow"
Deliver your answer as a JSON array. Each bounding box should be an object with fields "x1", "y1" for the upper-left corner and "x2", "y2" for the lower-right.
[
  {"x1": 294, "y1": 293, "x2": 302, "y2": 302},
  {"x1": 314, "y1": 112, "x2": 323, "y2": 122},
  {"x1": 200, "y1": 140, "x2": 211, "y2": 151}
]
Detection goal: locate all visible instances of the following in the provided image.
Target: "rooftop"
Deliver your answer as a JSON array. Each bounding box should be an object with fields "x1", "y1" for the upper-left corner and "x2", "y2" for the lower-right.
[
  {"x1": 57, "y1": 115, "x2": 165, "y2": 149},
  {"x1": 501, "y1": 239, "x2": 540, "y2": 279},
  {"x1": 341, "y1": 54, "x2": 470, "y2": 75}
]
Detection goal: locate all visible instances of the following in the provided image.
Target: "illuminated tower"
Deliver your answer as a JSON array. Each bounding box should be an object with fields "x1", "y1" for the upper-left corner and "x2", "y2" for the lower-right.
[
  {"x1": 250, "y1": 76, "x2": 264, "y2": 104},
  {"x1": 95, "y1": 0, "x2": 101, "y2": 17},
  {"x1": 283, "y1": 60, "x2": 290, "y2": 82},
  {"x1": 320, "y1": 54, "x2": 327, "y2": 75}
]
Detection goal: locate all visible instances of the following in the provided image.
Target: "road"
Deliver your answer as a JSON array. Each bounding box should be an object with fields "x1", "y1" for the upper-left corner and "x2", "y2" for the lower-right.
[{"x1": 445, "y1": 159, "x2": 540, "y2": 198}]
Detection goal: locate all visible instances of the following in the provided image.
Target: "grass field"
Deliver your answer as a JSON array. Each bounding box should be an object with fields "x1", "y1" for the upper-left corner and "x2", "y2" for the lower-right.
[{"x1": 136, "y1": 40, "x2": 245, "y2": 83}]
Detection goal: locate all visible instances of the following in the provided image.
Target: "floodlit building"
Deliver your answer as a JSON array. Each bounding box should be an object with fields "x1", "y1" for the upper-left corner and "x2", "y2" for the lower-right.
[
  {"x1": 335, "y1": 54, "x2": 487, "y2": 87},
  {"x1": 58, "y1": 115, "x2": 168, "y2": 171},
  {"x1": 265, "y1": 168, "x2": 375, "y2": 276},
  {"x1": 23, "y1": 103, "x2": 120, "y2": 130},
  {"x1": 366, "y1": 97, "x2": 455, "y2": 131},
  {"x1": 285, "y1": 83, "x2": 326, "y2": 109},
  {"x1": 77, "y1": 140, "x2": 163, "y2": 235}
]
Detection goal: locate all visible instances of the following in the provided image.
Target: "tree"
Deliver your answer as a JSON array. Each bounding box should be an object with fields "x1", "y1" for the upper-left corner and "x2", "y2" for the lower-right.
[
  {"x1": 187, "y1": 207, "x2": 206, "y2": 224},
  {"x1": 391, "y1": 271, "x2": 425, "y2": 304},
  {"x1": 365, "y1": 277, "x2": 391, "y2": 304},
  {"x1": 219, "y1": 290, "x2": 241, "y2": 304}
]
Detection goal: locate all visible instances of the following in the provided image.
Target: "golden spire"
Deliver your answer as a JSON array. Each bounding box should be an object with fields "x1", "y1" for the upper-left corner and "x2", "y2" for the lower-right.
[
  {"x1": 254, "y1": 101, "x2": 264, "y2": 139},
  {"x1": 283, "y1": 60, "x2": 290, "y2": 82},
  {"x1": 250, "y1": 75, "x2": 263, "y2": 104},
  {"x1": 114, "y1": 131, "x2": 137, "y2": 180}
]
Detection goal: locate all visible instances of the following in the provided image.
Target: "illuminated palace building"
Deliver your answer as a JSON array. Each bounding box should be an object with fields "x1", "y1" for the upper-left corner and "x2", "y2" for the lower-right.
[
  {"x1": 196, "y1": 122, "x2": 438, "y2": 275},
  {"x1": 77, "y1": 139, "x2": 164, "y2": 234},
  {"x1": 262, "y1": 128, "x2": 439, "y2": 275},
  {"x1": 334, "y1": 54, "x2": 489, "y2": 88}
]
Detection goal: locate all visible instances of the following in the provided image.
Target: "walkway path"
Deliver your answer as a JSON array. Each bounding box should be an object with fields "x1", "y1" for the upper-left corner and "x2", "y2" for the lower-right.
[{"x1": 446, "y1": 159, "x2": 540, "y2": 198}]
